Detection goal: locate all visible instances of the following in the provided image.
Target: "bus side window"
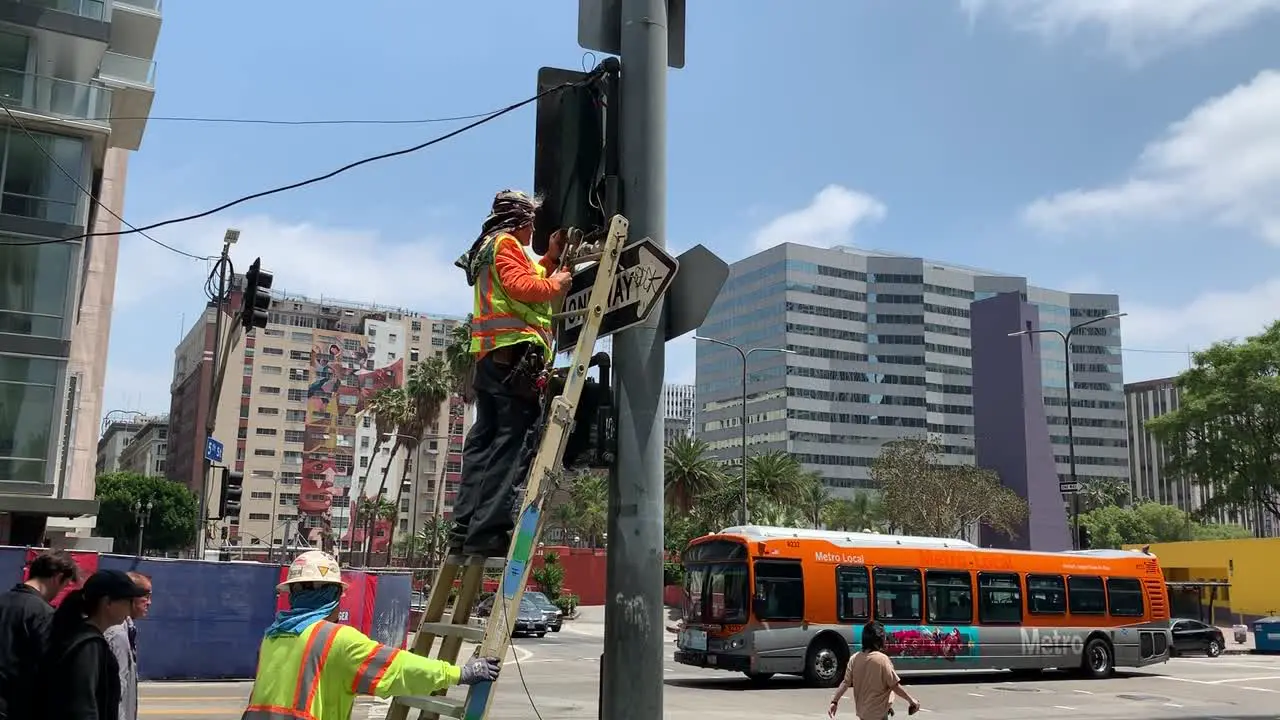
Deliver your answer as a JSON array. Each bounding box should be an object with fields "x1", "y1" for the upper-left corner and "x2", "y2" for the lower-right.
[
  {"x1": 1067, "y1": 576, "x2": 1107, "y2": 614},
  {"x1": 977, "y1": 573, "x2": 1022, "y2": 624},
  {"x1": 753, "y1": 560, "x2": 805, "y2": 621},
  {"x1": 1106, "y1": 577, "x2": 1145, "y2": 617},
  {"x1": 1026, "y1": 574, "x2": 1066, "y2": 614},
  {"x1": 836, "y1": 566, "x2": 870, "y2": 622},
  {"x1": 872, "y1": 568, "x2": 922, "y2": 623},
  {"x1": 925, "y1": 570, "x2": 973, "y2": 625}
]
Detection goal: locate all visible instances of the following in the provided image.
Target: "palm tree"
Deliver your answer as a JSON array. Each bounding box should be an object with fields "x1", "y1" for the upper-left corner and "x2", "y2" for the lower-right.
[
  {"x1": 824, "y1": 492, "x2": 883, "y2": 532},
  {"x1": 799, "y1": 474, "x2": 832, "y2": 528},
  {"x1": 568, "y1": 473, "x2": 608, "y2": 547},
  {"x1": 663, "y1": 435, "x2": 724, "y2": 514},
  {"x1": 445, "y1": 315, "x2": 475, "y2": 404},
  {"x1": 746, "y1": 451, "x2": 808, "y2": 502}
]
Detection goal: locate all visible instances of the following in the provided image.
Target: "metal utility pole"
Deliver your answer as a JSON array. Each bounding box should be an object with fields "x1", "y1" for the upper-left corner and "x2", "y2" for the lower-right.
[
  {"x1": 603, "y1": 0, "x2": 668, "y2": 717},
  {"x1": 197, "y1": 236, "x2": 235, "y2": 556},
  {"x1": 1009, "y1": 311, "x2": 1126, "y2": 549},
  {"x1": 693, "y1": 337, "x2": 795, "y2": 524}
]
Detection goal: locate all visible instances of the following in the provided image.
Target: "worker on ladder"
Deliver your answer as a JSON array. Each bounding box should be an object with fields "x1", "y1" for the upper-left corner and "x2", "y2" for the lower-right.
[
  {"x1": 451, "y1": 190, "x2": 571, "y2": 557},
  {"x1": 240, "y1": 551, "x2": 501, "y2": 719}
]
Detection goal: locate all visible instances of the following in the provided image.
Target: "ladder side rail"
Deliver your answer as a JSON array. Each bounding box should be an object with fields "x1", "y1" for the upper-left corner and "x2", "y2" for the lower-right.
[{"x1": 405, "y1": 561, "x2": 463, "y2": 660}]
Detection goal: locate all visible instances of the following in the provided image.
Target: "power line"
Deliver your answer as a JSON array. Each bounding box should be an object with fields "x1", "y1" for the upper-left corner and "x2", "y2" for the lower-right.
[
  {"x1": 83, "y1": 111, "x2": 503, "y2": 126},
  {"x1": 35, "y1": 71, "x2": 602, "y2": 248},
  {"x1": 0, "y1": 99, "x2": 214, "y2": 260}
]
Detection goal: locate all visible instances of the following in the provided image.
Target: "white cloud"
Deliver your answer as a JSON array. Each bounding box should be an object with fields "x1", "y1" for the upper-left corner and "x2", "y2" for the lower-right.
[
  {"x1": 1022, "y1": 70, "x2": 1280, "y2": 244},
  {"x1": 961, "y1": 0, "x2": 1280, "y2": 60},
  {"x1": 1121, "y1": 276, "x2": 1280, "y2": 381},
  {"x1": 752, "y1": 185, "x2": 886, "y2": 251},
  {"x1": 103, "y1": 215, "x2": 470, "y2": 416}
]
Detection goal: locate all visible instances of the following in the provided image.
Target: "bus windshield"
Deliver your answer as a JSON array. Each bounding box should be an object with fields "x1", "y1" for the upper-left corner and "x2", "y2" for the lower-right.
[{"x1": 684, "y1": 562, "x2": 749, "y2": 625}]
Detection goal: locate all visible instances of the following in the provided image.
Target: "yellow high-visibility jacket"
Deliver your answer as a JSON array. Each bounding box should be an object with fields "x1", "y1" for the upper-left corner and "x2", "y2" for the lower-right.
[{"x1": 241, "y1": 620, "x2": 460, "y2": 720}]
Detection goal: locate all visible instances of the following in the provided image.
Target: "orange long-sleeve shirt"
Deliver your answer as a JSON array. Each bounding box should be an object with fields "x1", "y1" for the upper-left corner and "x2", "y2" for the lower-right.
[{"x1": 493, "y1": 234, "x2": 563, "y2": 304}]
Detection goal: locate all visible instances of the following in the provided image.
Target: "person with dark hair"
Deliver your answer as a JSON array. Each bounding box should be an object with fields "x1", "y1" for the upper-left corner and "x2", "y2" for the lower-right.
[
  {"x1": 450, "y1": 189, "x2": 572, "y2": 557},
  {"x1": 34, "y1": 569, "x2": 148, "y2": 720},
  {"x1": 105, "y1": 572, "x2": 152, "y2": 720},
  {"x1": 828, "y1": 622, "x2": 922, "y2": 719},
  {"x1": 0, "y1": 550, "x2": 80, "y2": 719}
]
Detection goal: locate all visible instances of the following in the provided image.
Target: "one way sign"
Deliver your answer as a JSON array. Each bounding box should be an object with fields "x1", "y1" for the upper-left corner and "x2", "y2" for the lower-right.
[{"x1": 556, "y1": 237, "x2": 679, "y2": 349}]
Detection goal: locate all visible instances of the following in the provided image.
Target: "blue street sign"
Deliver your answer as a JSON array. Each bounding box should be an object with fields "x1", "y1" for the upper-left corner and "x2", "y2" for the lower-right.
[{"x1": 204, "y1": 437, "x2": 224, "y2": 464}]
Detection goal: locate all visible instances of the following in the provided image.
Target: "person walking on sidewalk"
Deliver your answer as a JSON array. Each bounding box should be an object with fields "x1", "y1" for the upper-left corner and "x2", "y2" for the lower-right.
[
  {"x1": 828, "y1": 622, "x2": 922, "y2": 719},
  {"x1": 0, "y1": 550, "x2": 80, "y2": 720},
  {"x1": 242, "y1": 550, "x2": 503, "y2": 720},
  {"x1": 105, "y1": 572, "x2": 152, "y2": 720}
]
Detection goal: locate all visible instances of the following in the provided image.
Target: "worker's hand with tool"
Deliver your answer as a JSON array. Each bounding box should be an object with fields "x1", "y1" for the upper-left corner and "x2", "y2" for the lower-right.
[
  {"x1": 547, "y1": 229, "x2": 572, "y2": 295},
  {"x1": 458, "y1": 656, "x2": 503, "y2": 685}
]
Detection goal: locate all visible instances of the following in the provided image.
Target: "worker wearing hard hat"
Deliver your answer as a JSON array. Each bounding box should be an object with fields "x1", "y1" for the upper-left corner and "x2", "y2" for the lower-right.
[{"x1": 241, "y1": 551, "x2": 501, "y2": 719}]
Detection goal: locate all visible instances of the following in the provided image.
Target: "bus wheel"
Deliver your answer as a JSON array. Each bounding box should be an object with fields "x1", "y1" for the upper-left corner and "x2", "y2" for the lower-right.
[
  {"x1": 744, "y1": 671, "x2": 774, "y2": 685},
  {"x1": 804, "y1": 638, "x2": 845, "y2": 688},
  {"x1": 1081, "y1": 637, "x2": 1114, "y2": 678}
]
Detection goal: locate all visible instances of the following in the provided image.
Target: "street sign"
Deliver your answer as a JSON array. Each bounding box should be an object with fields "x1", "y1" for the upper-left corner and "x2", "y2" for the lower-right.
[
  {"x1": 204, "y1": 436, "x2": 224, "y2": 464},
  {"x1": 556, "y1": 237, "x2": 679, "y2": 349},
  {"x1": 664, "y1": 244, "x2": 729, "y2": 341},
  {"x1": 578, "y1": 0, "x2": 687, "y2": 69},
  {"x1": 1059, "y1": 481, "x2": 1082, "y2": 494}
]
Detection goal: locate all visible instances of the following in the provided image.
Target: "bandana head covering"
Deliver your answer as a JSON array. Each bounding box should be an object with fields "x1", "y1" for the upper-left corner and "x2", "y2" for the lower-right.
[{"x1": 456, "y1": 190, "x2": 543, "y2": 286}]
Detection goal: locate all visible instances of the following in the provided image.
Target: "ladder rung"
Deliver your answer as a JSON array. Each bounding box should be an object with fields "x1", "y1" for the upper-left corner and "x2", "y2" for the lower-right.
[
  {"x1": 444, "y1": 555, "x2": 507, "y2": 569},
  {"x1": 416, "y1": 622, "x2": 485, "y2": 642},
  {"x1": 395, "y1": 694, "x2": 463, "y2": 718}
]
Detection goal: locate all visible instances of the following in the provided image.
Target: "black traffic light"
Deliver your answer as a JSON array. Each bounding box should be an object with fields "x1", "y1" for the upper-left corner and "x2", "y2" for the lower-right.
[
  {"x1": 1078, "y1": 526, "x2": 1092, "y2": 550},
  {"x1": 218, "y1": 468, "x2": 243, "y2": 519},
  {"x1": 240, "y1": 257, "x2": 273, "y2": 331}
]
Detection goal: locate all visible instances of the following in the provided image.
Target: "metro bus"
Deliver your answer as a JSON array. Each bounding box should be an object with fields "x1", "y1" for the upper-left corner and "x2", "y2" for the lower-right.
[{"x1": 674, "y1": 525, "x2": 1172, "y2": 687}]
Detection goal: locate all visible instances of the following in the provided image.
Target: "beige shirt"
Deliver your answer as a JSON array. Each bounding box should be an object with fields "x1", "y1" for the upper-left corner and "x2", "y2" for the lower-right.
[{"x1": 843, "y1": 650, "x2": 900, "y2": 720}]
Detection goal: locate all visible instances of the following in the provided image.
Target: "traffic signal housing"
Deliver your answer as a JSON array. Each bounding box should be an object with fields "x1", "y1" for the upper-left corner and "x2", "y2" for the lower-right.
[
  {"x1": 218, "y1": 468, "x2": 243, "y2": 519},
  {"x1": 240, "y1": 257, "x2": 273, "y2": 331},
  {"x1": 1078, "y1": 525, "x2": 1091, "y2": 550}
]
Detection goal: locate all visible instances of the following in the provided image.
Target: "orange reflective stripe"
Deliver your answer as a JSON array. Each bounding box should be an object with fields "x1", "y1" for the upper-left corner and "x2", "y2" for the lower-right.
[
  {"x1": 242, "y1": 706, "x2": 312, "y2": 720},
  {"x1": 285, "y1": 622, "x2": 341, "y2": 715},
  {"x1": 351, "y1": 645, "x2": 400, "y2": 695}
]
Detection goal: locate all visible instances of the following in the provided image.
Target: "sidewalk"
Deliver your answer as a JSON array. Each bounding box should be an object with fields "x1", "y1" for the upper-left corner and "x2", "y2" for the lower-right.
[{"x1": 1219, "y1": 625, "x2": 1256, "y2": 655}]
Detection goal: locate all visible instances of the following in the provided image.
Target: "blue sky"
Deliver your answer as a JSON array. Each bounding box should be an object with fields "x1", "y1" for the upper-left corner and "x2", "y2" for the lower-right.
[{"x1": 104, "y1": 0, "x2": 1280, "y2": 415}]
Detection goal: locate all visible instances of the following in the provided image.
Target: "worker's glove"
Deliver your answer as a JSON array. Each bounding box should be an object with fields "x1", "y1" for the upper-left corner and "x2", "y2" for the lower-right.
[{"x1": 459, "y1": 656, "x2": 502, "y2": 685}]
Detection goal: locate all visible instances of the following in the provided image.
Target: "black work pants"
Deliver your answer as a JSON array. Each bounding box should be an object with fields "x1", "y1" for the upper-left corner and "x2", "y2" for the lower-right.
[{"x1": 451, "y1": 344, "x2": 543, "y2": 555}]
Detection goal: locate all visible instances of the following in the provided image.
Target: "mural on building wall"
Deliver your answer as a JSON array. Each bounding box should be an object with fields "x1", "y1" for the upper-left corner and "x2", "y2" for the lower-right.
[{"x1": 300, "y1": 336, "x2": 403, "y2": 551}]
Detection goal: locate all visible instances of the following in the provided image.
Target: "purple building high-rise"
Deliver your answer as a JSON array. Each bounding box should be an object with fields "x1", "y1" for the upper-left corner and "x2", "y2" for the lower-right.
[{"x1": 971, "y1": 292, "x2": 1071, "y2": 551}]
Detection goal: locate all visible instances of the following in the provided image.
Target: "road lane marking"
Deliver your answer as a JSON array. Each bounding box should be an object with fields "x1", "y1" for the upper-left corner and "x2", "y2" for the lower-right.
[
  {"x1": 1158, "y1": 676, "x2": 1279, "y2": 692},
  {"x1": 968, "y1": 692, "x2": 984, "y2": 697},
  {"x1": 1052, "y1": 706, "x2": 1075, "y2": 710},
  {"x1": 1164, "y1": 703, "x2": 1183, "y2": 708},
  {"x1": 1241, "y1": 686, "x2": 1280, "y2": 693},
  {"x1": 1072, "y1": 689, "x2": 1093, "y2": 694},
  {"x1": 1208, "y1": 675, "x2": 1280, "y2": 684}
]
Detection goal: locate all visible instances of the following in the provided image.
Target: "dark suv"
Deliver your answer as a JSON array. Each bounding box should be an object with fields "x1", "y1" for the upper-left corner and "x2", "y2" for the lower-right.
[
  {"x1": 523, "y1": 591, "x2": 564, "y2": 632},
  {"x1": 474, "y1": 595, "x2": 549, "y2": 637}
]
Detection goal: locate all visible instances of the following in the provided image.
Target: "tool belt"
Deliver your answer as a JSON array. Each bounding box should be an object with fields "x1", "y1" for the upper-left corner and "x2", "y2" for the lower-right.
[{"x1": 492, "y1": 342, "x2": 547, "y2": 401}]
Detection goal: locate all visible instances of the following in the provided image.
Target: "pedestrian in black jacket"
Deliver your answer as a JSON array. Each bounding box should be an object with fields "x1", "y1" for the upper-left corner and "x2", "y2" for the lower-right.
[
  {"x1": 35, "y1": 570, "x2": 148, "y2": 720},
  {"x1": 0, "y1": 551, "x2": 79, "y2": 720}
]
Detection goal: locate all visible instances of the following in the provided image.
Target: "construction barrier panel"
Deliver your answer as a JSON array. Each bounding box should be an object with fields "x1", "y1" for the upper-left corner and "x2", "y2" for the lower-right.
[
  {"x1": 3, "y1": 547, "x2": 414, "y2": 681},
  {"x1": 23, "y1": 548, "x2": 99, "y2": 607}
]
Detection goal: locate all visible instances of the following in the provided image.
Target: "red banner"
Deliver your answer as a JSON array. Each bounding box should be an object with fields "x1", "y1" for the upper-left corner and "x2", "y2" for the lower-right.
[{"x1": 23, "y1": 549, "x2": 99, "y2": 607}]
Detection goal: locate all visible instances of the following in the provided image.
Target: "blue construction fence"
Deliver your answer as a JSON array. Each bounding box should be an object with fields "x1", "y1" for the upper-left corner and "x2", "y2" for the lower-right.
[{"x1": 0, "y1": 545, "x2": 412, "y2": 681}]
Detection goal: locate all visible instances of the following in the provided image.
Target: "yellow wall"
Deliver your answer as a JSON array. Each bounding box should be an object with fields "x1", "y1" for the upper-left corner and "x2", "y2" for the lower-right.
[{"x1": 1124, "y1": 538, "x2": 1280, "y2": 620}]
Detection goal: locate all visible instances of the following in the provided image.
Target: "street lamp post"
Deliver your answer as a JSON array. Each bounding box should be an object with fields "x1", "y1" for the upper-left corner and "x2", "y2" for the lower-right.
[
  {"x1": 694, "y1": 336, "x2": 797, "y2": 525},
  {"x1": 1009, "y1": 311, "x2": 1126, "y2": 549},
  {"x1": 134, "y1": 498, "x2": 153, "y2": 557}
]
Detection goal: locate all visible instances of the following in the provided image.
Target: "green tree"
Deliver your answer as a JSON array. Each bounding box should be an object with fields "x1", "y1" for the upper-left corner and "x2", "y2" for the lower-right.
[
  {"x1": 871, "y1": 437, "x2": 1027, "y2": 539},
  {"x1": 445, "y1": 316, "x2": 475, "y2": 404},
  {"x1": 663, "y1": 435, "x2": 725, "y2": 514},
  {"x1": 1080, "y1": 476, "x2": 1132, "y2": 511},
  {"x1": 95, "y1": 472, "x2": 198, "y2": 553},
  {"x1": 1148, "y1": 321, "x2": 1280, "y2": 527},
  {"x1": 746, "y1": 451, "x2": 808, "y2": 501},
  {"x1": 1079, "y1": 501, "x2": 1257, "y2": 548},
  {"x1": 824, "y1": 493, "x2": 883, "y2": 532},
  {"x1": 798, "y1": 474, "x2": 833, "y2": 529},
  {"x1": 567, "y1": 472, "x2": 607, "y2": 546}
]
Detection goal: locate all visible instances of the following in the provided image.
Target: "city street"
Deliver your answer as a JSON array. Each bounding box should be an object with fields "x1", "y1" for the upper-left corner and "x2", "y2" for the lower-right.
[{"x1": 139, "y1": 622, "x2": 1280, "y2": 719}]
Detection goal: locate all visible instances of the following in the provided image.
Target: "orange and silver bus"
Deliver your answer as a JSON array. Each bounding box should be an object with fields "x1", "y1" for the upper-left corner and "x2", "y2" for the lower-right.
[{"x1": 674, "y1": 525, "x2": 1172, "y2": 687}]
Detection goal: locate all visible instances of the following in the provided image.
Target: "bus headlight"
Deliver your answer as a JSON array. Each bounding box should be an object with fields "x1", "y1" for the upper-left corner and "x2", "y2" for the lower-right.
[{"x1": 728, "y1": 638, "x2": 744, "y2": 650}]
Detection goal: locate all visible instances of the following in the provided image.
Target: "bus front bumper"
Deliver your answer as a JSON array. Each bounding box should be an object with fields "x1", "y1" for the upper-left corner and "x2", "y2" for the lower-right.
[{"x1": 674, "y1": 650, "x2": 751, "y2": 672}]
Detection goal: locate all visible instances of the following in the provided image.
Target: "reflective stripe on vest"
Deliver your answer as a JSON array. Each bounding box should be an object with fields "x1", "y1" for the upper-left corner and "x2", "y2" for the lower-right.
[
  {"x1": 241, "y1": 622, "x2": 342, "y2": 720},
  {"x1": 470, "y1": 234, "x2": 554, "y2": 358},
  {"x1": 351, "y1": 644, "x2": 400, "y2": 694}
]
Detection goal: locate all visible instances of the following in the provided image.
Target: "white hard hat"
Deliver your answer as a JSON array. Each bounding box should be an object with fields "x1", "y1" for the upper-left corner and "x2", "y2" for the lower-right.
[{"x1": 276, "y1": 550, "x2": 347, "y2": 593}]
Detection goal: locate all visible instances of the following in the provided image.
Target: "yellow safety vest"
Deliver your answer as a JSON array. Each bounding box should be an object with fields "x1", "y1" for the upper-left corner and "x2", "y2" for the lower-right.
[
  {"x1": 470, "y1": 233, "x2": 555, "y2": 362},
  {"x1": 241, "y1": 621, "x2": 460, "y2": 720}
]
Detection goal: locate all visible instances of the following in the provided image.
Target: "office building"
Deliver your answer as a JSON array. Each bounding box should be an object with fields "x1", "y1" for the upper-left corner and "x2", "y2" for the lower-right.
[
  {"x1": 96, "y1": 412, "x2": 152, "y2": 475},
  {"x1": 0, "y1": 1, "x2": 160, "y2": 546},
  {"x1": 116, "y1": 414, "x2": 166, "y2": 477},
  {"x1": 695, "y1": 243, "x2": 1128, "y2": 495},
  {"x1": 1125, "y1": 377, "x2": 1273, "y2": 536},
  {"x1": 663, "y1": 383, "x2": 695, "y2": 443},
  {"x1": 167, "y1": 282, "x2": 468, "y2": 556}
]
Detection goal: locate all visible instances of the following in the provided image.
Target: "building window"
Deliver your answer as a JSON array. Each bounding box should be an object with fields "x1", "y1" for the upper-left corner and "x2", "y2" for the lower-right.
[
  {"x1": 284, "y1": 430, "x2": 306, "y2": 444},
  {"x1": 257, "y1": 407, "x2": 279, "y2": 416},
  {"x1": 0, "y1": 355, "x2": 58, "y2": 483},
  {"x1": 0, "y1": 127, "x2": 86, "y2": 225},
  {"x1": 0, "y1": 239, "x2": 76, "y2": 339},
  {"x1": 255, "y1": 427, "x2": 277, "y2": 436}
]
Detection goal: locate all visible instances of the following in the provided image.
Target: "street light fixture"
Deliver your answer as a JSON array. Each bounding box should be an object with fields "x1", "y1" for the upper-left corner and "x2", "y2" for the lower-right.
[
  {"x1": 694, "y1": 336, "x2": 797, "y2": 526},
  {"x1": 133, "y1": 498, "x2": 153, "y2": 557},
  {"x1": 1008, "y1": 311, "x2": 1126, "y2": 549}
]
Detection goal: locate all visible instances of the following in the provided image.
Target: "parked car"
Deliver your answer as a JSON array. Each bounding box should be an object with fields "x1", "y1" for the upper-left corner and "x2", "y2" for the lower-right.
[
  {"x1": 523, "y1": 591, "x2": 564, "y2": 632},
  {"x1": 1171, "y1": 618, "x2": 1225, "y2": 657},
  {"x1": 473, "y1": 595, "x2": 549, "y2": 637}
]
